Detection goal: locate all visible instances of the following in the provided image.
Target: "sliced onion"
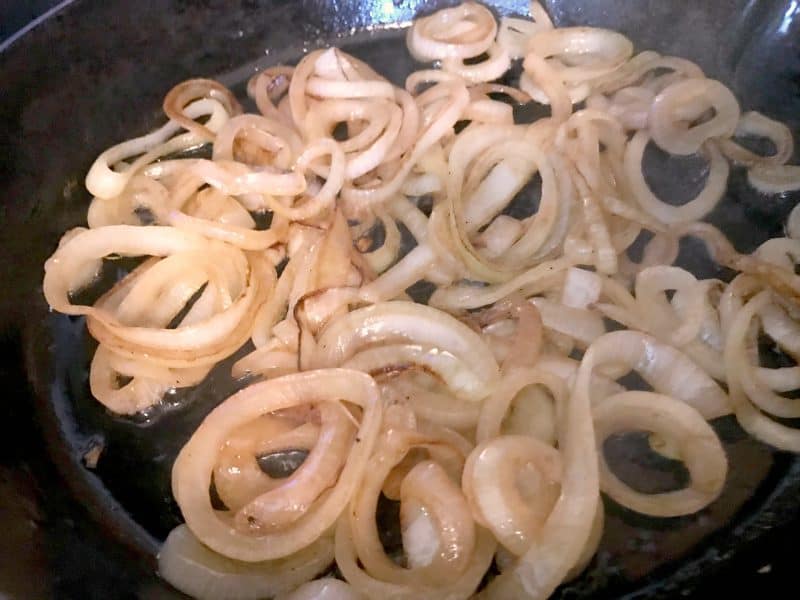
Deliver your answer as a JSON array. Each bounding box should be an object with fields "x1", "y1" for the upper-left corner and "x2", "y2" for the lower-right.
[
  {"x1": 313, "y1": 301, "x2": 500, "y2": 389},
  {"x1": 719, "y1": 111, "x2": 794, "y2": 167},
  {"x1": 560, "y1": 267, "x2": 603, "y2": 309},
  {"x1": 278, "y1": 578, "x2": 363, "y2": 600},
  {"x1": 787, "y1": 203, "x2": 800, "y2": 240},
  {"x1": 172, "y1": 369, "x2": 382, "y2": 561},
  {"x1": 344, "y1": 343, "x2": 490, "y2": 402},
  {"x1": 748, "y1": 165, "x2": 800, "y2": 194},
  {"x1": 86, "y1": 98, "x2": 231, "y2": 200},
  {"x1": 406, "y1": 2, "x2": 497, "y2": 62},
  {"x1": 158, "y1": 524, "x2": 334, "y2": 600},
  {"x1": 594, "y1": 391, "x2": 727, "y2": 516},
  {"x1": 462, "y1": 434, "x2": 561, "y2": 555},
  {"x1": 584, "y1": 330, "x2": 731, "y2": 419},
  {"x1": 625, "y1": 131, "x2": 729, "y2": 224},
  {"x1": 649, "y1": 78, "x2": 740, "y2": 155},
  {"x1": 531, "y1": 298, "x2": 606, "y2": 346}
]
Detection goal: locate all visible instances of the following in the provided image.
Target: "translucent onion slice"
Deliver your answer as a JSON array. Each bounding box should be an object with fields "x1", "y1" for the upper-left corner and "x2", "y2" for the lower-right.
[
  {"x1": 462, "y1": 434, "x2": 561, "y2": 555},
  {"x1": 172, "y1": 369, "x2": 382, "y2": 562},
  {"x1": 406, "y1": 1, "x2": 497, "y2": 62},
  {"x1": 725, "y1": 291, "x2": 800, "y2": 451},
  {"x1": 277, "y1": 578, "x2": 364, "y2": 600},
  {"x1": 86, "y1": 98, "x2": 230, "y2": 200},
  {"x1": 335, "y1": 425, "x2": 495, "y2": 599},
  {"x1": 748, "y1": 165, "x2": 800, "y2": 194},
  {"x1": 719, "y1": 111, "x2": 794, "y2": 167},
  {"x1": 584, "y1": 330, "x2": 731, "y2": 419},
  {"x1": 594, "y1": 391, "x2": 727, "y2": 516},
  {"x1": 787, "y1": 203, "x2": 800, "y2": 240},
  {"x1": 158, "y1": 524, "x2": 334, "y2": 600},
  {"x1": 624, "y1": 131, "x2": 729, "y2": 224},
  {"x1": 481, "y1": 315, "x2": 599, "y2": 599},
  {"x1": 344, "y1": 343, "x2": 489, "y2": 402},
  {"x1": 649, "y1": 78, "x2": 740, "y2": 156},
  {"x1": 476, "y1": 367, "x2": 567, "y2": 443},
  {"x1": 313, "y1": 301, "x2": 500, "y2": 388}
]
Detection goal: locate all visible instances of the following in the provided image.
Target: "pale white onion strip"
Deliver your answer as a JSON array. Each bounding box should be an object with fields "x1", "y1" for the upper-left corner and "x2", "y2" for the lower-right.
[
  {"x1": 400, "y1": 460, "x2": 477, "y2": 576},
  {"x1": 335, "y1": 513, "x2": 496, "y2": 600},
  {"x1": 87, "y1": 175, "x2": 172, "y2": 228},
  {"x1": 158, "y1": 525, "x2": 335, "y2": 600},
  {"x1": 313, "y1": 301, "x2": 500, "y2": 388},
  {"x1": 447, "y1": 134, "x2": 562, "y2": 281},
  {"x1": 480, "y1": 318, "x2": 599, "y2": 599},
  {"x1": 305, "y1": 99, "x2": 401, "y2": 180},
  {"x1": 625, "y1": 131, "x2": 729, "y2": 224},
  {"x1": 719, "y1": 111, "x2": 794, "y2": 167},
  {"x1": 530, "y1": 298, "x2": 606, "y2": 347},
  {"x1": 187, "y1": 159, "x2": 307, "y2": 197},
  {"x1": 755, "y1": 366, "x2": 800, "y2": 393},
  {"x1": 477, "y1": 215, "x2": 524, "y2": 258},
  {"x1": 520, "y1": 53, "x2": 573, "y2": 123},
  {"x1": 594, "y1": 391, "x2": 727, "y2": 516},
  {"x1": 43, "y1": 225, "x2": 208, "y2": 315},
  {"x1": 388, "y1": 196, "x2": 431, "y2": 242},
  {"x1": 381, "y1": 377, "x2": 481, "y2": 430},
  {"x1": 536, "y1": 354, "x2": 626, "y2": 403},
  {"x1": 462, "y1": 434, "x2": 562, "y2": 555},
  {"x1": 406, "y1": 1, "x2": 497, "y2": 62},
  {"x1": 212, "y1": 113, "x2": 303, "y2": 166},
  {"x1": 344, "y1": 343, "x2": 489, "y2": 402},
  {"x1": 359, "y1": 156, "x2": 530, "y2": 302},
  {"x1": 277, "y1": 578, "x2": 363, "y2": 600},
  {"x1": 441, "y1": 43, "x2": 511, "y2": 83},
  {"x1": 725, "y1": 291, "x2": 800, "y2": 450},
  {"x1": 429, "y1": 258, "x2": 573, "y2": 311},
  {"x1": 649, "y1": 78, "x2": 740, "y2": 156},
  {"x1": 89, "y1": 345, "x2": 176, "y2": 415},
  {"x1": 476, "y1": 367, "x2": 568, "y2": 443},
  {"x1": 87, "y1": 252, "x2": 270, "y2": 369},
  {"x1": 748, "y1": 165, "x2": 800, "y2": 194},
  {"x1": 527, "y1": 27, "x2": 634, "y2": 86},
  {"x1": 670, "y1": 283, "x2": 727, "y2": 382},
  {"x1": 580, "y1": 191, "x2": 618, "y2": 275},
  {"x1": 258, "y1": 138, "x2": 347, "y2": 222},
  {"x1": 787, "y1": 203, "x2": 800, "y2": 239},
  {"x1": 732, "y1": 298, "x2": 800, "y2": 418},
  {"x1": 635, "y1": 266, "x2": 707, "y2": 348},
  {"x1": 497, "y1": 3, "x2": 554, "y2": 60},
  {"x1": 560, "y1": 266, "x2": 603, "y2": 309},
  {"x1": 500, "y1": 383, "x2": 558, "y2": 445},
  {"x1": 759, "y1": 300, "x2": 800, "y2": 358},
  {"x1": 741, "y1": 364, "x2": 800, "y2": 418},
  {"x1": 246, "y1": 66, "x2": 295, "y2": 124},
  {"x1": 358, "y1": 243, "x2": 438, "y2": 304},
  {"x1": 340, "y1": 82, "x2": 470, "y2": 210},
  {"x1": 232, "y1": 348, "x2": 299, "y2": 380},
  {"x1": 163, "y1": 78, "x2": 243, "y2": 141},
  {"x1": 168, "y1": 210, "x2": 287, "y2": 251},
  {"x1": 585, "y1": 330, "x2": 731, "y2": 419},
  {"x1": 86, "y1": 98, "x2": 230, "y2": 200},
  {"x1": 754, "y1": 236, "x2": 800, "y2": 272},
  {"x1": 357, "y1": 211, "x2": 402, "y2": 274},
  {"x1": 336, "y1": 425, "x2": 494, "y2": 599}
]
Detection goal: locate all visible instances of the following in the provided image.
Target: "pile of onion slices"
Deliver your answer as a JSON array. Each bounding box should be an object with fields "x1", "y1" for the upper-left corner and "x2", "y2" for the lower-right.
[{"x1": 41, "y1": 1, "x2": 800, "y2": 599}]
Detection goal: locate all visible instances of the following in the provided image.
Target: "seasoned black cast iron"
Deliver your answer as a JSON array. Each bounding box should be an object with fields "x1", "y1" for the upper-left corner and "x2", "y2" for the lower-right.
[{"x1": 1, "y1": 1, "x2": 799, "y2": 598}]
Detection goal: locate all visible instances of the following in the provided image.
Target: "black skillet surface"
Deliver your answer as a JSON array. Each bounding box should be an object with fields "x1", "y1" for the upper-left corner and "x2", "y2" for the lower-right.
[{"x1": 2, "y1": 1, "x2": 800, "y2": 598}]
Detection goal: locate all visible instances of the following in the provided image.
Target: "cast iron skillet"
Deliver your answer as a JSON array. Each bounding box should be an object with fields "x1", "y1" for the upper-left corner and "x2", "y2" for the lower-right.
[{"x1": 1, "y1": 1, "x2": 800, "y2": 598}]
